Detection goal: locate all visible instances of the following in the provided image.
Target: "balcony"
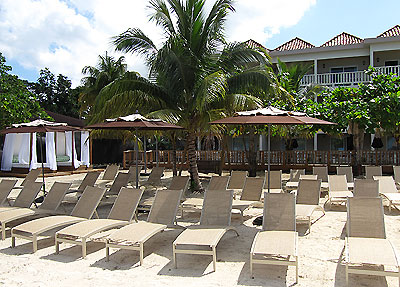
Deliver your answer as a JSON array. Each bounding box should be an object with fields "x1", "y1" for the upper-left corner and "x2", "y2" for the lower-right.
[{"x1": 300, "y1": 65, "x2": 400, "y2": 87}]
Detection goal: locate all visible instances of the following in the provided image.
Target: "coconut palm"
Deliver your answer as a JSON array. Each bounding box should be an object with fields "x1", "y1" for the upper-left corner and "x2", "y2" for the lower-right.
[
  {"x1": 79, "y1": 52, "x2": 127, "y2": 118},
  {"x1": 91, "y1": 0, "x2": 279, "y2": 191}
]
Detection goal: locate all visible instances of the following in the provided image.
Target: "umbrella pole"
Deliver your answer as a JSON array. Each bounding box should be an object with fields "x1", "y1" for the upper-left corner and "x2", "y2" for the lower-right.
[
  {"x1": 267, "y1": 124, "x2": 271, "y2": 193},
  {"x1": 144, "y1": 135, "x2": 147, "y2": 173},
  {"x1": 135, "y1": 128, "x2": 139, "y2": 189},
  {"x1": 155, "y1": 135, "x2": 159, "y2": 167}
]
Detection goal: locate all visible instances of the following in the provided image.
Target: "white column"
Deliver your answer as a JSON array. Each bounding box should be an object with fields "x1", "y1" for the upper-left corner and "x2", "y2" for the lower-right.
[
  {"x1": 369, "y1": 47, "x2": 374, "y2": 67},
  {"x1": 314, "y1": 59, "x2": 318, "y2": 84}
]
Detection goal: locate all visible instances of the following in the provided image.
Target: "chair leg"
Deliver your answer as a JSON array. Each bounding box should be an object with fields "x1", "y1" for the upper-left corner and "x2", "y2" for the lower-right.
[
  {"x1": 139, "y1": 243, "x2": 144, "y2": 266},
  {"x1": 82, "y1": 238, "x2": 87, "y2": 258},
  {"x1": 212, "y1": 245, "x2": 216, "y2": 272},
  {"x1": 32, "y1": 235, "x2": 38, "y2": 253},
  {"x1": 55, "y1": 237, "x2": 60, "y2": 254},
  {"x1": 295, "y1": 256, "x2": 299, "y2": 284},
  {"x1": 1, "y1": 223, "x2": 5, "y2": 240},
  {"x1": 173, "y1": 244, "x2": 177, "y2": 268},
  {"x1": 250, "y1": 254, "x2": 253, "y2": 278},
  {"x1": 11, "y1": 235, "x2": 15, "y2": 248},
  {"x1": 105, "y1": 244, "x2": 110, "y2": 261},
  {"x1": 345, "y1": 263, "x2": 349, "y2": 287}
]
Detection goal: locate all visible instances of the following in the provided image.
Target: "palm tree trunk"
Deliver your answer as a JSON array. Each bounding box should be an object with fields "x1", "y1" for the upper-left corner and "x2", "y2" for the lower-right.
[
  {"x1": 187, "y1": 132, "x2": 204, "y2": 192},
  {"x1": 350, "y1": 121, "x2": 364, "y2": 176}
]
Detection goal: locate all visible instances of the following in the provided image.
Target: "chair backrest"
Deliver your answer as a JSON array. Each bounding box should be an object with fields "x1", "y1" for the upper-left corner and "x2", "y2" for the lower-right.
[
  {"x1": 77, "y1": 171, "x2": 100, "y2": 192},
  {"x1": 102, "y1": 164, "x2": 119, "y2": 180},
  {"x1": 108, "y1": 172, "x2": 131, "y2": 195},
  {"x1": 146, "y1": 167, "x2": 165, "y2": 184},
  {"x1": 393, "y1": 166, "x2": 400, "y2": 183},
  {"x1": 71, "y1": 186, "x2": 106, "y2": 218},
  {"x1": 0, "y1": 179, "x2": 17, "y2": 205},
  {"x1": 200, "y1": 189, "x2": 233, "y2": 226},
  {"x1": 347, "y1": 197, "x2": 385, "y2": 239},
  {"x1": 241, "y1": 177, "x2": 265, "y2": 201},
  {"x1": 21, "y1": 168, "x2": 41, "y2": 186},
  {"x1": 374, "y1": 176, "x2": 398, "y2": 194},
  {"x1": 289, "y1": 169, "x2": 305, "y2": 182},
  {"x1": 263, "y1": 193, "x2": 296, "y2": 232},
  {"x1": 296, "y1": 178, "x2": 321, "y2": 205},
  {"x1": 108, "y1": 187, "x2": 144, "y2": 221},
  {"x1": 353, "y1": 179, "x2": 379, "y2": 197},
  {"x1": 169, "y1": 176, "x2": 190, "y2": 192},
  {"x1": 208, "y1": 176, "x2": 229, "y2": 191},
  {"x1": 328, "y1": 175, "x2": 348, "y2": 193},
  {"x1": 313, "y1": 166, "x2": 328, "y2": 182},
  {"x1": 147, "y1": 189, "x2": 183, "y2": 226},
  {"x1": 365, "y1": 166, "x2": 382, "y2": 179},
  {"x1": 300, "y1": 174, "x2": 318, "y2": 180},
  {"x1": 13, "y1": 182, "x2": 43, "y2": 208},
  {"x1": 227, "y1": 171, "x2": 247, "y2": 190},
  {"x1": 264, "y1": 170, "x2": 282, "y2": 189},
  {"x1": 128, "y1": 165, "x2": 143, "y2": 183},
  {"x1": 337, "y1": 166, "x2": 353, "y2": 183},
  {"x1": 39, "y1": 182, "x2": 71, "y2": 211}
]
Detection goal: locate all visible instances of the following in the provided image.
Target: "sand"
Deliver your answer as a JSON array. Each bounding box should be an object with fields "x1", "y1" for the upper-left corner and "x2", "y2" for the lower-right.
[{"x1": 0, "y1": 170, "x2": 399, "y2": 287}]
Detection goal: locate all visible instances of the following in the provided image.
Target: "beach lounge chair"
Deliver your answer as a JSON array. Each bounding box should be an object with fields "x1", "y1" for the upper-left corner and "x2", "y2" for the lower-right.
[
  {"x1": 0, "y1": 179, "x2": 17, "y2": 206},
  {"x1": 326, "y1": 175, "x2": 353, "y2": 209},
  {"x1": 285, "y1": 169, "x2": 305, "y2": 190},
  {"x1": 250, "y1": 193, "x2": 298, "y2": 282},
  {"x1": 227, "y1": 171, "x2": 247, "y2": 190},
  {"x1": 264, "y1": 170, "x2": 283, "y2": 193},
  {"x1": 337, "y1": 166, "x2": 354, "y2": 189},
  {"x1": 11, "y1": 186, "x2": 106, "y2": 252},
  {"x1": 141, "y1": 167, "x2": 165, "y2": 187},
  {"x1": 102, "y1": 164, "x2": 119, "y2": 181},
  {"x1": 0, "y1": 182, "x2": 43, "y2": 213},
  {"x1": 69, "y1": 171, "x2": 100, "y2": 193},
  {"x1": 365, "y1": 165, "x2": 382, "y2": 179},
  {"x1": 12, "y1": 169, "x2": 41, "y2": 189},
  {"x1": 313, "y1": 166, "x2": 328, "y2": 182},
  {"x1": 208, "y1": 175, "x2": 230, "y2": 190},
  {"x1": 295, "y1": 179, "x2": 324, "y2": 232},
  {"x1": 0, "y1": 182, "x2": 71, "y2": 240},
  {"x1": 344, "y1": 197, "x2": 400, "y2": 286},
  {"x1": 55, "y1": 187, "x2": 143, "y2": 258},
  {"x1": 374, "y1": 176, "x2": 400, "y2": 212},
  {"x1": 233, "y1": 177, "x2": 265, "y2": 217},
  {"x1": 300, "y1": 174, "x2": 318, "y2": 180},
  {"x1": 173, "y1": 189, "x2": 238, "y2": 271},
  {"x1": 105, "y1": 172, "x2": 131, "y2": 196},
  {"x1": 128, "y1": 165, "x2": 143, "y2": 184},
  {"x1": 105, "y1": 189, "x2": 183, "y2": 265},
  {"x1": 352, "y1": 179, "x2": 379, "y2": 198}
]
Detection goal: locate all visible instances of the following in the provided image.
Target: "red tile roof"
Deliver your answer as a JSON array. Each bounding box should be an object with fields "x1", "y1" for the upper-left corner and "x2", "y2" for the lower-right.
[
  {"x1": 378, "y1": 25, "x2": 400, "y2": 38},
  {"x1": 274, "y1": 37, "x2": 315, "y2": 51},
  {"x1": 320, "y1": 32, "x2": 363, "y2": 47},
  {"x1": 244, "y1": 39, "x2": 267, "y2": 50}
]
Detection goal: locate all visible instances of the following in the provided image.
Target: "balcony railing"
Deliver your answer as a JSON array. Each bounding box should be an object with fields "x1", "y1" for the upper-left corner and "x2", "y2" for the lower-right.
[{"x1": 300, "y1": 65, "x2": 400, "y2": 87}]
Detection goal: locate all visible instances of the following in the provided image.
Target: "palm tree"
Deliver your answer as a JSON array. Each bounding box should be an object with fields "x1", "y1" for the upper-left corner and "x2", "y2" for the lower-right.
[
  {"x1": 79, "y1": 52, "x2": 127, "y2": 119},
  {"x1": 92, "y1": 0, "x2": 277, "y2": 191}
]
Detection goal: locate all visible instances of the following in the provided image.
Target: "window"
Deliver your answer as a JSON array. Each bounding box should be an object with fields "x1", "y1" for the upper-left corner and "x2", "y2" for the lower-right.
[
  {"x1": 330, "y1": 66, "x2": 357, "y2": 73},
  {"x1": 385, "y1": 60, "x2": 398, "y2": 67}
]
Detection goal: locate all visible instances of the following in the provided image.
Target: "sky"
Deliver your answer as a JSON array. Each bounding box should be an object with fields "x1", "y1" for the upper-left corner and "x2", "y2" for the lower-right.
[{"x1": 0, "y1": 0, "x2": 399, "y2": 87}]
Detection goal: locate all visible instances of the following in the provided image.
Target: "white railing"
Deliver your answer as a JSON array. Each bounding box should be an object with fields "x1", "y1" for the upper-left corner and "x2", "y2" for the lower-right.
[{"x1": 300, "y1": 65, "x2": 400, "y2": 87}]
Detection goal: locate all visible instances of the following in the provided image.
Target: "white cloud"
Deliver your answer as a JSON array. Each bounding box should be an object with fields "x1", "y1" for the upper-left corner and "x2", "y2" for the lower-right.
[{"x1": 0, "y1": 0, "x2": 315, "y2": 87}]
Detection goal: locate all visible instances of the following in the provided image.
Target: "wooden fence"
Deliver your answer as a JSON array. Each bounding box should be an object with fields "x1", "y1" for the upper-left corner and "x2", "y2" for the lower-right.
[{"x1": 123, "y1": 150, "x2": 400, "y2": 172}]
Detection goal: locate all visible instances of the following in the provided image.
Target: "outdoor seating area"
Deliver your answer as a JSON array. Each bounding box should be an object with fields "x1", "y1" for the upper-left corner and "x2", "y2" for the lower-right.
[{"x1": 0, "y1": 165, "x2": 398, "y2": 286}]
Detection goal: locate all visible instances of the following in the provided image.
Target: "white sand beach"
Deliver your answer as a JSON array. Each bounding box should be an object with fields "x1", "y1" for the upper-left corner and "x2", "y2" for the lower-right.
[{"x1": 0, "y1": 170, "x2": 399, "y2": 287}]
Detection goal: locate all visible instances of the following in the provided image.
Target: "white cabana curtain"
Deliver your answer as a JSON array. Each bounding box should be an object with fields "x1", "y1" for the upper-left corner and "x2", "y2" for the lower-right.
[
  {"x1": 45, "y1": 132, "x2": 57, "y2": 170},
  {"x1": 1, "y1": 134, "x2": 15, "y2": 171},
  {"x1": 19, "y1": 133, "x2": 31, "y2": 165},
  {"x1": 30, "y1": 133, "x2": 37, "y2": 170},
  {"x1": 65, "y1": 131, "x2": 80, "y2": 169},
  {"x1": 81, "y1": 131, "x2": 90, "y2": 167}
]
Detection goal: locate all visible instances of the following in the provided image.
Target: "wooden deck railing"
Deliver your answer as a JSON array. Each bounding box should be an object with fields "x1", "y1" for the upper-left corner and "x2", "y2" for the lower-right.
[{"x1": 123, "y1": 150, "x2": 400, "y2": 171}]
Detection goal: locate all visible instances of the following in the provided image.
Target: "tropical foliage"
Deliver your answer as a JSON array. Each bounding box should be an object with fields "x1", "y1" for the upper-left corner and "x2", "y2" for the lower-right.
[{"x1": 0, "y1": 53, "x2": 46, "y2": 129}]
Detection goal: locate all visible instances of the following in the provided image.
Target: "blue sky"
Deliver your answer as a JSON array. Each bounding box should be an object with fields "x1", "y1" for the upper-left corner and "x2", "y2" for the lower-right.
[{"x1": 1, "y1": 0, "x2": 399, "y2": 86}]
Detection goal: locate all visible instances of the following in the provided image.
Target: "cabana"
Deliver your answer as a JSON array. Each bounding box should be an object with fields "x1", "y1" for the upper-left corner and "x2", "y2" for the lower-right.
[{"x1": 1, "y1": 120, "x2": 90, "y2": 173}]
